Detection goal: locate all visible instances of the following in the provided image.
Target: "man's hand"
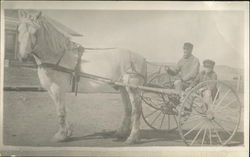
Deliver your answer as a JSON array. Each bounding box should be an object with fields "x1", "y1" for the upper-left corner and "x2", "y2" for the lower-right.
[
  {"x1": 164, "y1": 66, "x2": 169, "y2": 72},
  {"x1": 166, "y1": 67, "x2": 177, "y2": 76}
]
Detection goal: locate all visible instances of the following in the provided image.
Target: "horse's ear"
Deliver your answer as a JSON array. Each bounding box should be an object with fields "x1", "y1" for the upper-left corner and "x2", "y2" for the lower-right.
[
  {"x1": 18, "y1": 10, "x2": 29, "y2": 20},
  {"x1": 18, "y1": 10, "x2": 25, "y2": 19}
]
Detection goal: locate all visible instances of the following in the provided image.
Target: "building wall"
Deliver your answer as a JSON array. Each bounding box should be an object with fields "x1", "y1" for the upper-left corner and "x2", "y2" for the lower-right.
[
  {"x1": 4, "y1": 10, "x2": 19, "y2": 62},
  {"x1": 5, "y1": 29, "x2": 18, "y2": 60}
]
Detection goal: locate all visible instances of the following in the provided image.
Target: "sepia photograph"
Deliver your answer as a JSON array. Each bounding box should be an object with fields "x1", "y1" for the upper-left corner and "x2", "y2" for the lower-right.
[{"x1": 0, "y1": 1, "x2": 249, "y2": 157}]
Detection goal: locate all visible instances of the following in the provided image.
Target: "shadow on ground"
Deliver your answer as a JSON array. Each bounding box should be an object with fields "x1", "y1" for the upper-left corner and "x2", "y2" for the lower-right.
[{"x1": 66, "y1": 129, "x2": 243, "y2": 146}]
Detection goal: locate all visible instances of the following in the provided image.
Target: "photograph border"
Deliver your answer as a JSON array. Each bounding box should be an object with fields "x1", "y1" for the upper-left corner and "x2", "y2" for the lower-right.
[{"x1": 0, "y1": 1, "x2": 249, "y2": 156}]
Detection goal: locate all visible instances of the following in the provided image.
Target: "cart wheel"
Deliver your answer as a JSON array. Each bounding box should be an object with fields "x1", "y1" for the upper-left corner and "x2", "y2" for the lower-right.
[
  {"x1": 178, "y1": 80, "x2": 241, "y2": 146},
  {"x1": 141, "y1": 90, "x2": 178, "y2": 131}
]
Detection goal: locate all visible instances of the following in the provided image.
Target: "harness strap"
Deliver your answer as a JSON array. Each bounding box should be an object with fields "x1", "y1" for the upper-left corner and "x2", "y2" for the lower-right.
[
  {"x1": 56, "y1": 49, "x2": 66, "y2": 66},
  {"x1": 71, "y1": 46, "x2": 84, "y2": 96}
]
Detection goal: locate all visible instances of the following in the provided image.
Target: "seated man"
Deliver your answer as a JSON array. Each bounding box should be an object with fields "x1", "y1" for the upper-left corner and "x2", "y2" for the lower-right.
[
  {"x1": 187, "y1": 59, "x2": 218, "y2": 104},
  {"x1": 167, "y1": 42, "x2": 200, "y2": 93}
]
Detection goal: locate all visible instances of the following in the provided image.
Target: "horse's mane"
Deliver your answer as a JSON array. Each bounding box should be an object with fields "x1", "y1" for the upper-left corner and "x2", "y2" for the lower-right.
[{"x1": 36, "y1": 15, "x2": 72, "y2": 55}]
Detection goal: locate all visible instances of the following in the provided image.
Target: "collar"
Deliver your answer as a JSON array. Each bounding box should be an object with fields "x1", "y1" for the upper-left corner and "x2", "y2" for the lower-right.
[{"x1": 183, "y1": 54, "x2": 194, "y2": 60}]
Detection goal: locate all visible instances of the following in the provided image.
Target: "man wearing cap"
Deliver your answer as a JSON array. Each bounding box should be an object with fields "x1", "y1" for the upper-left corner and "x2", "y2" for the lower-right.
[{"x1": 167, "y1": 42, "x2": 200, "y2": 92}]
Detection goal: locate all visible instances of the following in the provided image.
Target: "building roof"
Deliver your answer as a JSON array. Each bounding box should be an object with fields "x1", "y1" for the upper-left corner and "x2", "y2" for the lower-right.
[{"x1": 4, "y1": 9, "x2": 83, "y2": 37}]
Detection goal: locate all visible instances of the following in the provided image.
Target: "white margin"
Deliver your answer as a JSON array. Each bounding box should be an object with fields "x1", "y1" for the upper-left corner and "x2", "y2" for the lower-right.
[{"x1": 0, "y1": 1, "x2": 249, "y2": 157}]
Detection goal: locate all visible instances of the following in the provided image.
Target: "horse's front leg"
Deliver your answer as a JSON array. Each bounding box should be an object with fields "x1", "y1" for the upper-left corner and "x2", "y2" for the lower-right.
[
  {"x1": 37, "y1": 67, "x2": 72, "y2": 142},
  {"x1": 48, "y1": 83, "x2": 72, "y2": 142}
]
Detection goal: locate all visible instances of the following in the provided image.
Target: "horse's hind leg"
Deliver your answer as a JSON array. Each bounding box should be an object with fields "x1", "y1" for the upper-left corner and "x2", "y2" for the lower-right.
[
  {"x1": 48, "y1": 83, "x2": 72, "y2": 142},
  {"x1": 115, "y1": 87, "x2": 132, "y2": 139},
  {"x1": 124, "y1": 76, "x2": 143, "y2": 144}
]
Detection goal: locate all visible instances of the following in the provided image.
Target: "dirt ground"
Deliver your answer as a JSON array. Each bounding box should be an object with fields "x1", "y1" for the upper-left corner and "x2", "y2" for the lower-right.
[{"x1": 3, "y1": 91, "x2": 244, "y2": 147}]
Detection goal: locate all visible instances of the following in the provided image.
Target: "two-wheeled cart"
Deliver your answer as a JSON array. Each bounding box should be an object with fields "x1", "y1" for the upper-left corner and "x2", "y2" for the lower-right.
[{"x1": 140, "y1": 64, "x2": 241, "y2": 146}]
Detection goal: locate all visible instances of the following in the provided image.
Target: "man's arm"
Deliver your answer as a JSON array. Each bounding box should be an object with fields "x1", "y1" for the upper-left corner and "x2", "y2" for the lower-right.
[
  {"x1": 167, "y1": 59, "x2": 182, "y2": 76},
  {"x1": 167, "y1": 67, "x2": 178, "y2": 75},
  {"x1": 189, "y1": 72, "x2": 202, "y2": 88},
  {"x1": 182, "y1": 59, "x2": 200, "y2": 82}
]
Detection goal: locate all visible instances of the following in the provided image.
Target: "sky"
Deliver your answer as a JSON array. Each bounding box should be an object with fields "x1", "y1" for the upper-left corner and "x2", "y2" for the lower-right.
[{"x1": 42, "y1": 10, "x2": 245, "y2": 69}]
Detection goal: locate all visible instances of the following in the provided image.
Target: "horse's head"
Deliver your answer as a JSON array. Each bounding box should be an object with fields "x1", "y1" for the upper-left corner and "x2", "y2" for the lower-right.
[{"x1": 17, "y1": 10, "x2": 41, "y2": 61}]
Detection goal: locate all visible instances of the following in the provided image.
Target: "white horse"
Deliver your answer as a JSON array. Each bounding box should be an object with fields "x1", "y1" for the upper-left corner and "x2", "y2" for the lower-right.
[{"x1": 17, "y1": 10, "x2": 147, "y2": 144}]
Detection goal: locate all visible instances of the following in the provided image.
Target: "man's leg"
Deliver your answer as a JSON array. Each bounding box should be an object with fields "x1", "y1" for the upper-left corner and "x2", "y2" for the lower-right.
[
  {"x1": 174, "y1": 80, "x2": 190, "y2": 92},
  {"x1": 203, "y1": 89, "x2": 213, "y2": 105},
  {"x1": 174, "y1": 79, "x2": 182, "y2": 93}
]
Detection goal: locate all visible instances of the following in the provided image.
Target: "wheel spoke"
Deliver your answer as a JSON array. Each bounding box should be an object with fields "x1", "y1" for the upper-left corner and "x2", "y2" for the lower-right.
[
  {"x1": 201, "y1": 127, "x2": 207, "y2": 146},
  {"x1": 215, "y1": 117, "x2": 237, "y2": 125},
  {"x1": 190, "y1": 123, "x2": 205, "y2": 145},
  {"x1": 215, "y1": 98, "x2": 237, "y2": 112},
  {"x1": 212, "y1": 120, "x2": 232, "y2": 136},
  {"x1": 159, "y1": 113, "x2": 165, "y2": 129},
  {"x1": 212, "y1": 123, "x2": 223, "y2": 145},
  {"x1": 168, "y1": 115, "x2": 170, "y2": 130},
  {"x1": 212, "y1": 86, "x2": 221, "y2": 105},
  {"x1": 182, "y1": 117, "x2": 203, "y2": 126},
  {"x1": 151, "y1": 111, "x2": 162, "y2": 126},
  {"x1": 216, "y1": 107, "x2": 239, "y2": 116},
  {"x1": 145, "y1": 109, "x2": 159, "y2": 118},
  {"x1": 209, "y1": 126, "x2": 212, "y2": 145},
  {"x1": 182, "y1": 110, "x2": 204, "y2": 117},
  {"x1": 215, "y1": 89, "x2": 231, "y2": 108},
  {"x1": 184, "y1": 121, "x2": 203, "y2": 137},
  {"x1": 173, "y1": 115, "x2": 178, "y2": 125}
]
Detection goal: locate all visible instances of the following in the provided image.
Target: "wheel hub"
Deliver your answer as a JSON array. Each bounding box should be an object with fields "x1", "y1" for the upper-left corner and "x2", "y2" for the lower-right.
[{"x1": 206, "y1": 111, "x2": 215, "y2": 120}]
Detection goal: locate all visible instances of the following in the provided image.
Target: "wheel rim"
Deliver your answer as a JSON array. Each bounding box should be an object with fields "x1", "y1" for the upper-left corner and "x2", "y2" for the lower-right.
[{"x1": 178, "y1": 80, "x2": 241, "y2": 146}]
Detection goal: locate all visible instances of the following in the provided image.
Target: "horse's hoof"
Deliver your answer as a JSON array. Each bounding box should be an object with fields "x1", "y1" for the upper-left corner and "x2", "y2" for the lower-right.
[
  {"x1": 66, "y1": 127, "x2": 73, "y2": 137},
  {"x1": 124, "y1": 138, "x2": 140, "y2": 145},
  {"x1": 52, "y1": 133, "x2": 68, "y2": 142},
  {"x1": 114, "y1": 130, "x2": 130, "y2": 139},
  {"x1": 124, "y1": 135, "x2": 140, "y2": 145},
  {"x1": 52, "y1": 130, "x2": 72, "y2": 142}
]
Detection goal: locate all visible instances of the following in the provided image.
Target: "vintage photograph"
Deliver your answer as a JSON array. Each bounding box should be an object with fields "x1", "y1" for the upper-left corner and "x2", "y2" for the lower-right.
[{"x1": 0, "y1": 1, "x2": 249, "y2": 156}]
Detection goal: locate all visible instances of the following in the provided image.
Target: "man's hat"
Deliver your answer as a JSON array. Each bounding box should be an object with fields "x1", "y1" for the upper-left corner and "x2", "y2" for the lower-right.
[
  {"x1": 203, "y1": 59, "x2": 215, "y2": 68},
  {"x1": 183, "y1": 42, "x2": 193, "y2": 50}
]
